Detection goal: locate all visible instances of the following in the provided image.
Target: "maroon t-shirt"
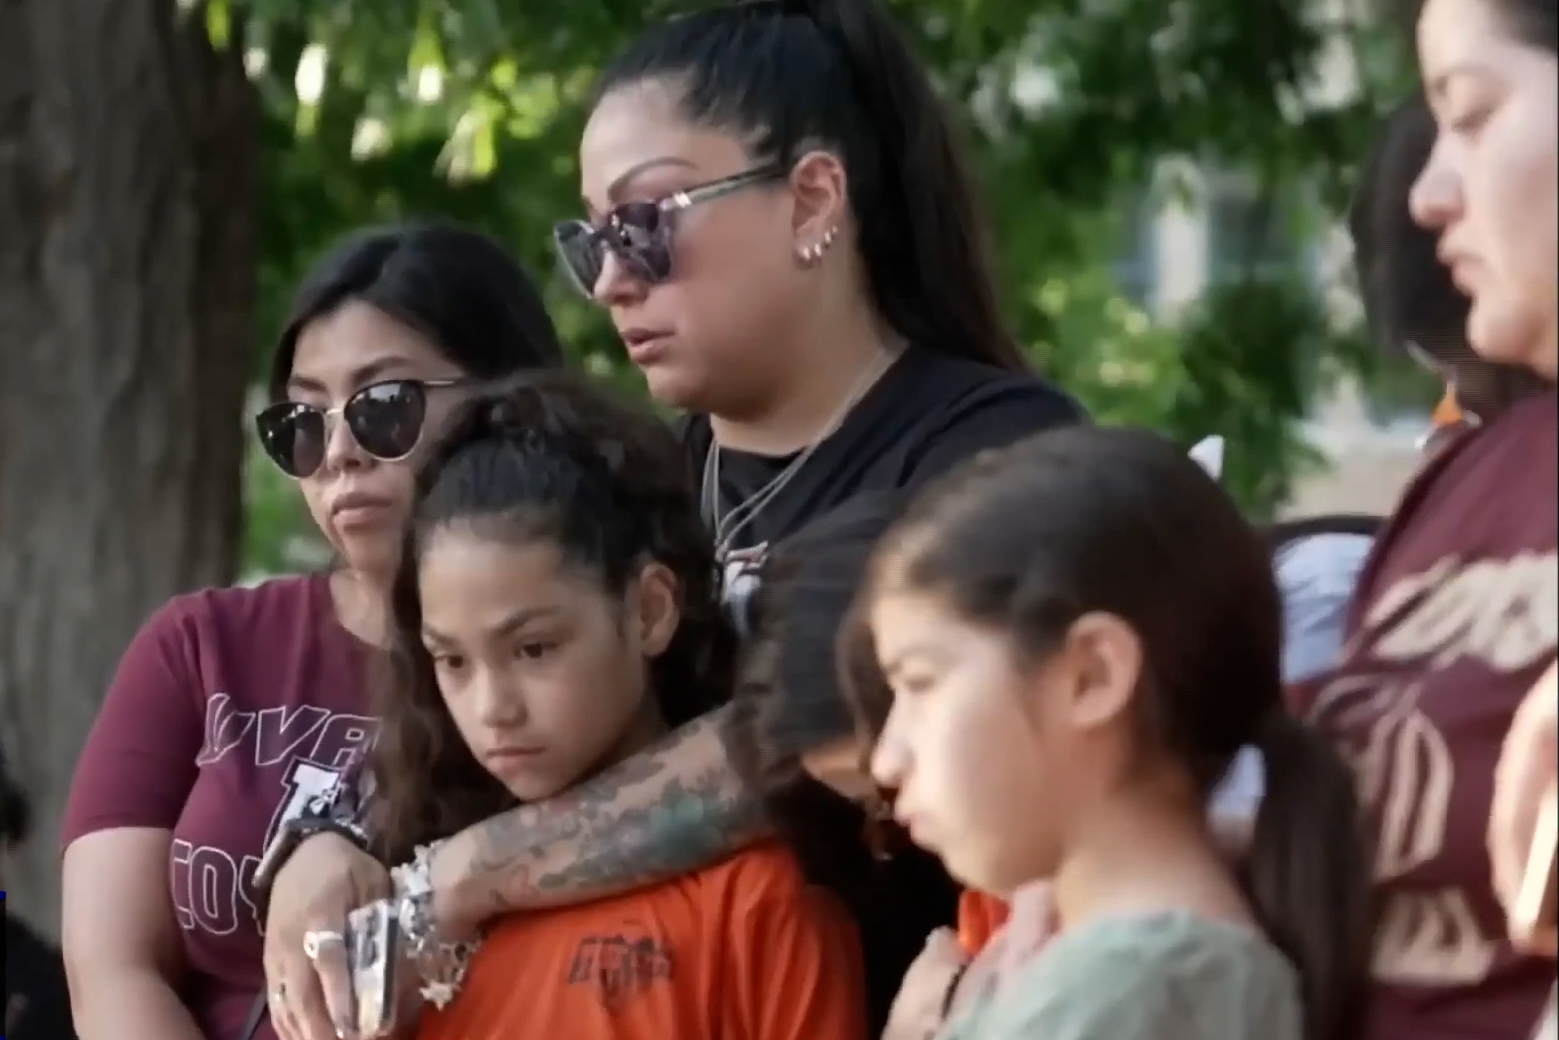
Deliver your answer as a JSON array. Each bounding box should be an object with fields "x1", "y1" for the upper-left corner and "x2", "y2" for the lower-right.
[
  {"x1": 1294, "y1": 393, "x2": 1557, "y2": 1040},
  {"x1": 62, "y1": 573, "x2": 373, "y2": 1040}
]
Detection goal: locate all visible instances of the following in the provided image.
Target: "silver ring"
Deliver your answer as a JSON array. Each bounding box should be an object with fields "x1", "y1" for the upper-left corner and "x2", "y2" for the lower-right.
[
  {"x1": 271, "y1": 982, "x2": 288, "y2": 1003},
  {"x1": 303, "y1": 929, "x2": 346, "y2": 960}
]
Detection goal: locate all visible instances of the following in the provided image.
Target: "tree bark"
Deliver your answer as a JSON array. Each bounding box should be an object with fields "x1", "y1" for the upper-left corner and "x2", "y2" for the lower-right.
[{"x1": 0, "y1": 0, "x2": 258, "y2": 936}]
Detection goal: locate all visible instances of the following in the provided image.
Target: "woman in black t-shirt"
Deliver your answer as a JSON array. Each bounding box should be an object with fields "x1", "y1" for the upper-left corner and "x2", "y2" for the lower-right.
[{"x1": 557, "y1": 0, "x2": 1082, "y2": 621}]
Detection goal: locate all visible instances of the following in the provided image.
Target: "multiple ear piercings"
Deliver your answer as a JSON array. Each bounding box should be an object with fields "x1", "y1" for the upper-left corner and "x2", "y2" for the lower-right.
[{"x1": 798, "y1": 225, "x2": 839, "y2": 266}]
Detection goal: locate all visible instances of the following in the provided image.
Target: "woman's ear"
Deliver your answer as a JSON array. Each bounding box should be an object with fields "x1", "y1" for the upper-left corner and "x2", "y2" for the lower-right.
[
  {"x1": 788, "y1": 149, "x2": 849, "y2": 248},
  {"x1": 633, "y1": 562, "x2": 682, "y2": 657}
]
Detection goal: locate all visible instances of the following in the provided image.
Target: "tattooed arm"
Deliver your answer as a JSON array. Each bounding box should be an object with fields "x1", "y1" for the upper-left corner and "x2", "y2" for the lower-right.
[{"x1": 427, "y1": 704, "x2": 769, "y2": 933}]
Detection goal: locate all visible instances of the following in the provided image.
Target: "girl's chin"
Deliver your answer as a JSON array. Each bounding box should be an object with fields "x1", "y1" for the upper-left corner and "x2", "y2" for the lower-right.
[{"x1": 488, "y1": 764, "x2": 575, "y2": 805}]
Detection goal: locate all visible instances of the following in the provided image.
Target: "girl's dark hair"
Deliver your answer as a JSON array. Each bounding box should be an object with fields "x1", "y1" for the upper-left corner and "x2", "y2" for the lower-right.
[
  {"x1": 847, "y1": 426, "x2": 1373, "y2": 1040},
  {"x1": 727, "y1": 491, "x2": 908, "y2": 792},
  {"x1": 370, "y1": 371, "x2": 738, "y2": 861},
  {"x1": 596, "y1": 0, "x2": 1027, "y2": 372},
  {"x1": 1349, "y1": 92, "x2": 1548, "y2": 419},
  {"x1": 269, "y1": 223, "x2": 564, "y2": 398}
]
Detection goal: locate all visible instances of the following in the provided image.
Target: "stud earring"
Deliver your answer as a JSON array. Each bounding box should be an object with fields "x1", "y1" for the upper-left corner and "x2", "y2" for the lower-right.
[{"x1": 796, "y1": 226, "x2": 839, "y2": 267}]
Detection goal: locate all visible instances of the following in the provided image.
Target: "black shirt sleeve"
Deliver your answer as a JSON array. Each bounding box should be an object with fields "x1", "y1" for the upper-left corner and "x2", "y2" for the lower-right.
[
  {"x1": 906, "y1": 378, "x2": 1086, "y2": 488},
  {"x1": 5, "y1": 917, "x2": 78, "y2": 1040}
]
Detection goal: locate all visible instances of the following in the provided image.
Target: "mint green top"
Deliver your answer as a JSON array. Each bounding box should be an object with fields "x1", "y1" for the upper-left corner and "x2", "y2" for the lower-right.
[{"x1": 940, "y1": 911, "x2": 1304, "y2": 1040}]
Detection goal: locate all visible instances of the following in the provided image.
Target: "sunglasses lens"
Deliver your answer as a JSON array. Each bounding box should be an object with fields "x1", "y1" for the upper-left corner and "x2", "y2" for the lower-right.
[
  {"x1": 255, "y1": 403, "x2": 325, "y2": 479},
  {"x1": 344, "y1": 381, "x2": 427, "y2": 461},
  {"x1": 610, "y1": 202, "x2": 672, "y2": 283},
  {"x1": 554, "y1": 222, "x2": 604, "y2": 298},
  {"x1": 554, "y1": 204, "x2": 672, "y2": 298}
]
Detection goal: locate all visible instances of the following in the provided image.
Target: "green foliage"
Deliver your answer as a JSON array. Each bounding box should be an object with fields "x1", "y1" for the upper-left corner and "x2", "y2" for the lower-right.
[{"x1": 229, "y1": 0, "x2": 1423, "y2": 572}]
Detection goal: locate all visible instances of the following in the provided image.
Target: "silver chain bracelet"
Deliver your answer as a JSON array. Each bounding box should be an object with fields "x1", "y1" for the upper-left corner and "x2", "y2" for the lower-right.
[{"x1": 389, "y1": 841, "x2": 481, "y2": 1008}]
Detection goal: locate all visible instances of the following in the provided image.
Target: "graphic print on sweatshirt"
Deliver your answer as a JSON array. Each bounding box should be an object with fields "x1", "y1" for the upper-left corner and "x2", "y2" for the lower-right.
[{"x1": 171, "y1": 693, "x2": 376, "y2": 937}]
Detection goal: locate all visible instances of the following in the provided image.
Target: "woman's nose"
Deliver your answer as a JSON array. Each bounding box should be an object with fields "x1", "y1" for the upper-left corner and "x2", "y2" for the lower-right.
[
  {"x1": 592, "y1": 250, "x2": 648, "y2": 308},
  {"x1": 1410, "y1": 149, "x2": 1462, "y2": 232},
  {"x1": 319, "y1": 409, "x2": 368, "y2": 473}
]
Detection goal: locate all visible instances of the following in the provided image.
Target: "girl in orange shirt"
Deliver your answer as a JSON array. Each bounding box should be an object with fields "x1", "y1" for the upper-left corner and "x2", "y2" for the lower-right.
[{"x1": 364, "y1": 373, "x2": 868, "y2": 1040}]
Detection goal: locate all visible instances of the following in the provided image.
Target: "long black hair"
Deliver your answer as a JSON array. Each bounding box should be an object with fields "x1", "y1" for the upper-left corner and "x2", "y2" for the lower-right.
[
  {"x1": 370, "y1": 371, "x2": 739, "y2": 862},
  {"x1": 846, "y1": 426, "x2": 1373, "y2": 1040},
  {"x1": 270, "y1": 222, "x2": 564, "y2": 398},
  {"x1": 595, "y1": 0, "x2": 1027, "y2": 372}
]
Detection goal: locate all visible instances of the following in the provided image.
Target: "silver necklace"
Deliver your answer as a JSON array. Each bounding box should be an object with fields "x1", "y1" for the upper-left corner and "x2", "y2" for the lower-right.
[{"x1": 702, "y1": 352, "x2": 895, "y2": 562}]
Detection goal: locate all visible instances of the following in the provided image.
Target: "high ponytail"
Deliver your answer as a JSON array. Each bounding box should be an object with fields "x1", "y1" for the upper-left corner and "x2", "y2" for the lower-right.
[
  {"x1": 802, "y1": 0, "x2": 1026, "y2": 371},
  {"x1": 1244, "y1": 713, "x2": 1375, "y2": 1040},
  {"x1": 595, "y1": 0, "x2": 1027, "y2": 371}
]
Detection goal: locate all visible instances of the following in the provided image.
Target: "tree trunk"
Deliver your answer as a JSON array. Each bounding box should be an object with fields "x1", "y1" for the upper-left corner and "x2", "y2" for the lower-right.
[{"x1": 0, "y1": 0, "x2": 258, "y2": 936}]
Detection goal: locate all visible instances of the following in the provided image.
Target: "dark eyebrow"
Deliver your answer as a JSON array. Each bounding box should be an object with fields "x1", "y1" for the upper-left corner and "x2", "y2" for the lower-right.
[
  {"x1": 285, "y1": 356, "x2": 421, "y2": 397},
  {"x1": 422, "y1": 605, "x2": 563, "y2": 647},
  {"x1": 596, "y1": 157, "x2": 700, "y2": 208}
]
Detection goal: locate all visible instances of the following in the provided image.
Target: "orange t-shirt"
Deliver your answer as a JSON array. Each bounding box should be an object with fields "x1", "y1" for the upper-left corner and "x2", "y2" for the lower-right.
[
  {"x1": 957, "y1": 891, "x2": 1010, "y2": 957},
  {"x1": 416, "y1": 841, "x2": 868, "y2": 1040}
]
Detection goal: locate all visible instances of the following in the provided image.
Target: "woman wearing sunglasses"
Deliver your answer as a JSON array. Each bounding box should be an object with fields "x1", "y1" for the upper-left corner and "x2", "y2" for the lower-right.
[
  {"x1": 59, "y1": 223, "x2": 562, "y2": 1040},
  {"x1": 557, "y1": 0, "x2": 1082, "y2": 627},
  {"x1": 257, "y1": 1, "x2": 1083, "y2": 1037}
]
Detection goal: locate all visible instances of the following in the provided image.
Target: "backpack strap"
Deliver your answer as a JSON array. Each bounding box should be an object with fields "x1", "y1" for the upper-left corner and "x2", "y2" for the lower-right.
[{"x1": 1265, "y1": 513, "x2": 1384, "y2": 552}]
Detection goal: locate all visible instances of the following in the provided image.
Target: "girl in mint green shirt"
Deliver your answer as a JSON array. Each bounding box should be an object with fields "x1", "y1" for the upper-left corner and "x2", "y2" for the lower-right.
[{"x1": 846, "y1": 426, "x2": 1373, "y2": 1040}]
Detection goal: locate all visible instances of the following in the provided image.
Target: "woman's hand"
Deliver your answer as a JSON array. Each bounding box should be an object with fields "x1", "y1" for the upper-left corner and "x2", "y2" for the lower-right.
[
  {"x1": 264, "y1": 832, "x2": 392, "y2": 1040},
  {"x1": 1489, "y1": 662, "x2": 1558, "y2": 957},
  {"x1": 882, "y1": 928, "x2": 966, "y2": 1040}
]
